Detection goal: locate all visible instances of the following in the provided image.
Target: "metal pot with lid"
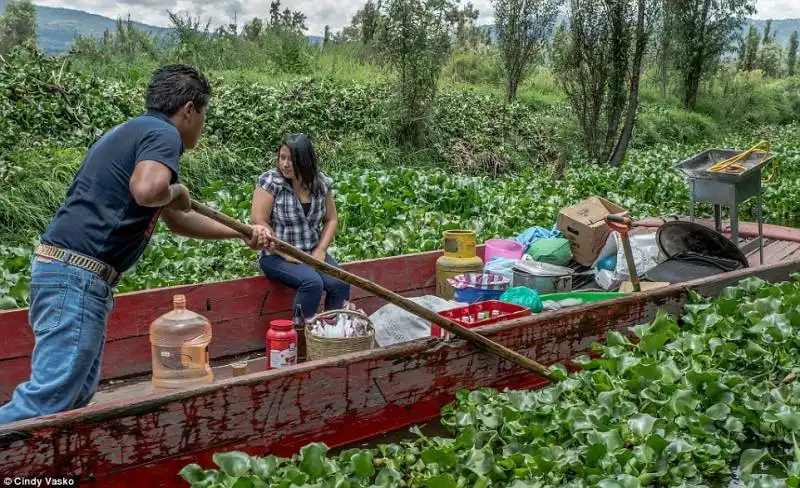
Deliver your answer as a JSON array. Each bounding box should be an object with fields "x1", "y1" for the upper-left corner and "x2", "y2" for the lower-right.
[{"x1": 512, "y1": 261, "x2": 574, "y2": 294}]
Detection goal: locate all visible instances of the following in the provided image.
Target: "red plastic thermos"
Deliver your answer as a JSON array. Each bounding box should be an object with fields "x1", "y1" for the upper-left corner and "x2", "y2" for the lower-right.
[{"x1": 266, "y1": 319, "x2": 297, "y2": 369}]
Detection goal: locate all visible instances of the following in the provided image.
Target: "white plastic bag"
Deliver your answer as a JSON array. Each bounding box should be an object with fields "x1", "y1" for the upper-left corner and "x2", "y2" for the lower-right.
[
  {"x1": 613, "y1": 233, "x2": 662, "y2": 279},
  {"x1": 370, "y1": 295, "x2": 466, "y2": 347},
  {"x1": 591, "y1": 233, "x2": 619, "y2": 269},
  {"x1": 592, "y1": 231, "x2": 663, "y2": 281},
  {"x1": 594, "y1": 269, "x2": 620, "y2": 291},
  {"x1": 484, "y1": 257, "x2": 518, "y2": 281}
]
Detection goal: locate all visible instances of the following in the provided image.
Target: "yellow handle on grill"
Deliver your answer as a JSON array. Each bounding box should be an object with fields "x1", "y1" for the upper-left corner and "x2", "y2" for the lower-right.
[{"x1": 707, "y1": 140, "x2": 776, "y2": 184}]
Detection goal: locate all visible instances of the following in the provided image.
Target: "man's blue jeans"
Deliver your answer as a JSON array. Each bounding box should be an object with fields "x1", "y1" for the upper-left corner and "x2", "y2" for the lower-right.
[{"x1": 0, "y1": 257, "x2": 114, "y2": 425}]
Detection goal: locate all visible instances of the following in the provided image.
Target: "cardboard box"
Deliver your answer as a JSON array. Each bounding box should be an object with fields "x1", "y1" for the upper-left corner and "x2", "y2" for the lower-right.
[{"x1": 557, "y1": 196, "x2": 627, "y2": 266}]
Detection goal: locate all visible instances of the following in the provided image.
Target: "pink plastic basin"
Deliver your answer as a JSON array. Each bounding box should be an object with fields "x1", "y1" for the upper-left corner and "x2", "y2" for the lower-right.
[{"x1": 484, "y1": 239, "x2": 523, "y2": 262}]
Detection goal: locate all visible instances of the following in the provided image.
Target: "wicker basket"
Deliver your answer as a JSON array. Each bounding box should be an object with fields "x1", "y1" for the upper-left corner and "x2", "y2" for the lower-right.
[{"x1": 305, "y1": 309, "x2": 375, "y2": 361}]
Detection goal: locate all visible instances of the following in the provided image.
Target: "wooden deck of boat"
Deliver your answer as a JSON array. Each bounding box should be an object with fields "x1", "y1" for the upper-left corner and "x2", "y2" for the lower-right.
[{"x1": 89, "y1": 352, "x2": 269, "y2": 406}]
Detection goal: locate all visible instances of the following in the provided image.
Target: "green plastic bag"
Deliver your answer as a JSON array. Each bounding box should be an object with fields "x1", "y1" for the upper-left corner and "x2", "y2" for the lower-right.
[
  {"x1": 500, "y1": 287, "x2": 543, "y2": 313},
  {"x1": 527, "y1": 238, "x2": 573, "y2": 266}
]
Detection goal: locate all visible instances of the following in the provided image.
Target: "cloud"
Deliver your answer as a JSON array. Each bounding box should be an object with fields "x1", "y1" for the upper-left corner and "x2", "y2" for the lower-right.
[
  {"x1": 116, "y1": 0, "x2": 177, "y2": 8},
  {"x1": 32, "y1": 0, "x2": 800, "y2": 37},
  {"x1": 753, "y1": 0, "x2": 800, "y2": 19}
]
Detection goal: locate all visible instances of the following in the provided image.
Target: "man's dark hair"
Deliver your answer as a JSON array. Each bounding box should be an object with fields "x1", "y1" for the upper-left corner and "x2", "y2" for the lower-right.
[
  {"x1": 145, "y1": 64, "x2": 211, "y2": 116},
  {"x1": 279, "y1": 133, "x2": 320, "y2": 191}
]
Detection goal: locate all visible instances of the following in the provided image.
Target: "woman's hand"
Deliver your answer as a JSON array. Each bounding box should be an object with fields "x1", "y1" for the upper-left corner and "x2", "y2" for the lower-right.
[
  {"x1": 244, "y1": 225, "x2": 274, "y2": 251},
  {"x1": 311, "y1": 248, "x2": 327, "y2": 263}
]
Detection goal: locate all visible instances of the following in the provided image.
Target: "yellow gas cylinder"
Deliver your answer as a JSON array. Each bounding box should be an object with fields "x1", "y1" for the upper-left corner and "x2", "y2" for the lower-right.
[{"x1": 436, "y1": 230, "x2": 484, "y2": 300}]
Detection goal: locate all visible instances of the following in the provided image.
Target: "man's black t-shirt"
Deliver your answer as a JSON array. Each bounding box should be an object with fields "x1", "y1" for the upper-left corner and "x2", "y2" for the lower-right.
[{"x1": 41, "y1": 111, "x2": 183, "y2": 273}]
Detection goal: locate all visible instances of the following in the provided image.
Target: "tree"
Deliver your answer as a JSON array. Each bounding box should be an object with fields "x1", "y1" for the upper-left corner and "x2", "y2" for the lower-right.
[
  {"x1": 377, "y1": 0, "x2": 454, "y2": 145},
  {"x1": 291, "y1": 11, "x2": 308, "y2": 32},
  {"x1": 762, "y1": 19, "x2": 774, "y2": 44},
  {"x1": 0, "y1": 0, "x2": 37, "y2": 55},
  {"x1": 448, "y1": 2, "x2": 481, "y2": 50},
  {"x1": 336, "y1": 22, "x2": 361, "y2": 43},
  {"x1": 738, "y1": 25, "x2": 760, "y2": 71},
  {"x1": 553, "y1": 0, "x2": 654, "y2": 166},
  {"x1": 243, "y1": 17, "x2": 264, "y2": 40},
  {"x1": 665, "y1": 0, "x2": 754, "y2": 110},
  {"x1": 360, "y1": 0, "x2": 383, "y2": 44},
  {"x1": 323, "y1": 25, "x2": 331, "y2": 47},
  {"x1": 788, "y1": 31, "x2": 798, "y2": 77},
  {"x1": 269, "y1": 1, "x2": 281, "y2": 26},
  {"x1": 653, "y1": 1, "x2": 676, "y2": 96},
  {"x1": 70, "y1": 15, "x2": 157, "y2": 60},
  {"x1": 493, "y1": 0, "x2": 560, "y2": 101},
  {"x1": 758, "y1": 40, "x2": 783, "y2": 77},
  {"x1": 263, "y1": 1, "x2": 306, "y2": 33}
]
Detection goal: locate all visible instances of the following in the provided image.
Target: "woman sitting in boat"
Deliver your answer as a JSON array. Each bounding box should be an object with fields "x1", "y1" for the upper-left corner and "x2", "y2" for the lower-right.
[{"x1": 251, "y1": 133, "x2": 351, "y2": 319}]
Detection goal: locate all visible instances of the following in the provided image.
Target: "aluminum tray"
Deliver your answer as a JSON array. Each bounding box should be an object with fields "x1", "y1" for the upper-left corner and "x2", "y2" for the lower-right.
[{"x1": 675, "y1": 148, "x2": 774, "y2": 183}]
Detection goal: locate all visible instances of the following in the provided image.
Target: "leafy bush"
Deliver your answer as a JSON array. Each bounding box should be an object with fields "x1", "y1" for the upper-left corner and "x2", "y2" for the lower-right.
[
  {"x1": 0, "y1": 147, "x2": 83, "y2": 242},
  {"x1": 0, "y1": 46, "x2": 141, "y2": 154},
  {"x1": 180, "y1": 276, "x2": 800, "y2": 487},
  {"x1": 633, "y1": 107, "x2": 720, "y2": 148}
]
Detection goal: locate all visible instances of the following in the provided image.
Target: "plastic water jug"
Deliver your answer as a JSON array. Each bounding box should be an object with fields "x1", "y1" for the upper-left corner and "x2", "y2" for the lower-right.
[{"x1": 150, "y1": 294, "x2": 213, "y2": 390}]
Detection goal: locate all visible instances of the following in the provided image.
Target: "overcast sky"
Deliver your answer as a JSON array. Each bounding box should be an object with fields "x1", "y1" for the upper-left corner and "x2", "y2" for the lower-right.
[{"x1": 35, "y1": 0, "x2": 800, "y2": 37}]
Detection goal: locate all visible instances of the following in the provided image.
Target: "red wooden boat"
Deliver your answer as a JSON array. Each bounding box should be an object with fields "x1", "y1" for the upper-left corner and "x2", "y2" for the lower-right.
[{"x1": 1, "y1": 219, "x2": 799, "y2": 486}]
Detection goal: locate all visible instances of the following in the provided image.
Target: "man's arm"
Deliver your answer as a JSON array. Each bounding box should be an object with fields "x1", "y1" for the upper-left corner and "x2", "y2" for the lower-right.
[
  {"x1": 161, "y1": 208, "x2": 242, "y2": 239},
  {"x1": 130, "y1": 127, "x2": 183, "y2": 207},
  {"x1": 132, "y1": 159, "x2": 231, "y2": 238},
  {"x1": 129, "y1": 129, "x2": 266, "y2": 246},
  {"x1": 130, "y1": 160, "x2": 180, "y2": 207}
]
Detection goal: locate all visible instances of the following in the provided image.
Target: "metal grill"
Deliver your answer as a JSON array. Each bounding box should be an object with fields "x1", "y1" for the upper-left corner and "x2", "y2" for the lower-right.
[{"x1": 675, "y1": 149, "x2": 770, "y2": 265}]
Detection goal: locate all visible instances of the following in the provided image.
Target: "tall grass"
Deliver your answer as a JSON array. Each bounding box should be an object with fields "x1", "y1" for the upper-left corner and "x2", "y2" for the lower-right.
[
  {"x1": 696, "y1": 70, "x2": 800, "y2": 127},
  {"x1": 0, "y1": 147, "x2": 81, "y2": 243}
]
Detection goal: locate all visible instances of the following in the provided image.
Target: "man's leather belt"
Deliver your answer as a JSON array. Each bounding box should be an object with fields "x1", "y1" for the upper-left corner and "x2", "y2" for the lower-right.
[{"x1": 35, "y1": 244, "x2": 120, "y2": 287}]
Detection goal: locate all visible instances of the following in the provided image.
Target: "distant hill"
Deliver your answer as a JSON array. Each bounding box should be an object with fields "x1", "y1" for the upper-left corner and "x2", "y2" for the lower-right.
[
  {"x1": 1, "y1": 1, "x2": 798, "y2": 56},
  {"x1": 0, "y1": 0, "x2": 171, "y2": 54}
]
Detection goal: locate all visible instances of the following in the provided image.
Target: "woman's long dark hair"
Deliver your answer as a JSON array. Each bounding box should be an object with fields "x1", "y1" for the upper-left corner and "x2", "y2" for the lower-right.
[{"x1": 278, "y1": 133, "x2": 320, "y2": 192}]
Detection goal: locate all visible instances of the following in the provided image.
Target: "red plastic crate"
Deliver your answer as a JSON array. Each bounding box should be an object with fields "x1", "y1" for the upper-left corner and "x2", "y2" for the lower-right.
[{"x1": 431, "y1": 300, "x2": 531, "y2": 338}]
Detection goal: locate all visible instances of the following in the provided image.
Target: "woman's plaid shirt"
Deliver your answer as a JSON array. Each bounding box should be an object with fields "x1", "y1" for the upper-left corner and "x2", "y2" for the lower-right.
[{"x1": 257, "y1": 169, "x2": 334, "y2": 254}]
